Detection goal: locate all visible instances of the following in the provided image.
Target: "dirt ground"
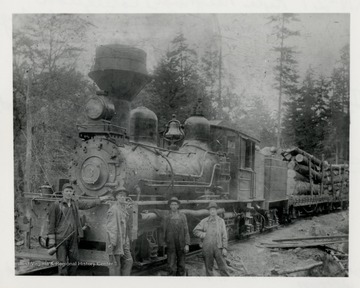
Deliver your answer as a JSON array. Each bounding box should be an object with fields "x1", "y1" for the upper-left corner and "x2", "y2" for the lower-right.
[
  {"x1": 174, "y1": 210, "x2": 349, "y2": 277},
  {"x1": 15, "y1": 210, "x2": 348, "y2": 276}
]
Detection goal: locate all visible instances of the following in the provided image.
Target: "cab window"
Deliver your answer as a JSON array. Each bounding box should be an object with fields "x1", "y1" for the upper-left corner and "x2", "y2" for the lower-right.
[
  {"x1": 240, "y1": 137, "x2": 254, "y2": 170},
  {"x1": 227, "y1": 136, "x2": 236, "y2": 155},
  {"x1": 239, "y1": 138, "x2": 246, "y2": 169},
  {"x1": 245, "y1": 140, "x2": 254, "y2": 169}
]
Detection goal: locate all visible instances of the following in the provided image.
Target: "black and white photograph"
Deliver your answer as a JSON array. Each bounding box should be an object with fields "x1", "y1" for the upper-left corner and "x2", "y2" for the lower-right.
[{"x1": 2, "y1": 1, "x2": 359, "y2": 285}]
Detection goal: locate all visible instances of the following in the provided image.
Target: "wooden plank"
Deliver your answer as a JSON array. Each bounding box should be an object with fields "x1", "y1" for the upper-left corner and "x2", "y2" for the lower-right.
[
  {"x1": 323, "y1": 245, "x2": 348, "y2": 255},
  {"x1": 273, "y1": 261, "x2": 323, "y2": 275},
  {"x1": 261, "y1": 240, "x2": 348, "y2": 249},
  {"x1": 272, "y1": 235, "x2": 348, "y2": 242}
]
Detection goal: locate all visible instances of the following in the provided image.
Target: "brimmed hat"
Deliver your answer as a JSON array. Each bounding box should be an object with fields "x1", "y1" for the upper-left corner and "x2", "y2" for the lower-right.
[
  {"x1": 168, "y1": 197, "x2": 180, "y2": 205},
  {"x1": 62, "y1": 183, "x2": 73, "y2": 191},
  {"x1": 112, "y1": 188, "x2": 129, "y2": 197},
  {"x1": 207, "y1": 201, "x2": 218, "y2": 210}
]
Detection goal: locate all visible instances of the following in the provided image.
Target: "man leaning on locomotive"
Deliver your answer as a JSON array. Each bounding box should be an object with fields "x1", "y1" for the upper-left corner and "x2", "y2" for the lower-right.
[
  {"x1": 47, "y1": 183, "x2": 111, "y2": 276},
  {"x1": 47, "y1": 184, "x2": 134, "y2": 276}
]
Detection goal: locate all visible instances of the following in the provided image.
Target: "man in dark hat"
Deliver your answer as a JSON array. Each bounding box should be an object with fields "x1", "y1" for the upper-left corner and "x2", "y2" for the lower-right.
[
  {"x1": 106, "y1": 188, "x2": 134, "y2": 276},
  {"x1": 163, "y1": 197, "x2": 190, "y2": 276},
  {"x1": 47, "y1": 183, "x2": 111, "y2": 275},
  {"x1": 193, "y1": 201, "x2": 229, "y2": 276}
]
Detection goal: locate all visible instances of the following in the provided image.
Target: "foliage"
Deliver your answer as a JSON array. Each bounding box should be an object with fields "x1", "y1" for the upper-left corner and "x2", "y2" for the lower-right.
[
  {"x1": 238, "y1": 96, "x2": 277, "y2": 146},
  {"x1": 328, "y1": 44, "x2": 350, "y2": 162},
  {"x1": 282, "y1": 44, "x2": 349, "y2": 162},
  {"x1": 13, "y1": 15, "x2": 93, "y2": 193},
  {"x1": 13, "y1": 14, "x2": 91, "y2": 74},
  {"x1": 268, "y1": 13, "x2": 301, "y2": 147},
  {"x1": 134, "y1": 33, "x2": 278, "y2": 145},
  {"x1": 134, "y1": 33, "x2": 210, "y2": 129},
  {"x1": 199, "y1": 47, "x2": 222, "y2": 119},
  {"x1": 283, "y1": 68, "x2": 320, "y2": 154}
]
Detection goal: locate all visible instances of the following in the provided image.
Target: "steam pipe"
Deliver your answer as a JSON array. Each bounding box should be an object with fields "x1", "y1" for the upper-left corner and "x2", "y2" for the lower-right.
[
  {"x1": 129, "y1": 141, "x2": 196, "y2": 155},
  {"x1": 156, "y1": 150, "x2": 175, "y2": 193},
  {"x1": 160, "y1": 151, "x2": 209, "y2": 179},
  {"x1": 134, "y1": 141, "x2": 209, "y2": 179},
  {"x1": 182, "y1": 142, "x2": 219, "y2": 155},
  {"x1": 142, "y1": 164, "x2": 220, "y2": 188}
]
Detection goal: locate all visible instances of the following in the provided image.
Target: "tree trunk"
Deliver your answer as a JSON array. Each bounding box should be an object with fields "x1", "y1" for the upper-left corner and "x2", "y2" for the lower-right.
[
  {"x1": 295, "y1": 154, "x2": 320, "y2": 171},
  {"x1": 276, "y1": 15, "x2": 285, "y2": 149},
  {"x1": 324, "y1": 174, "x2": 348, "y2": 185},
  {"x1": 287, "y1": 147, "x2": 323, "y2": 167},
  {"x1": 24, "y1": 70, "x2": 33, "y2": 193},
  {"x1": 293, "y1": 181, "x2": 320, "y2": 195},
  {"x1": 330, "y1": 164, "x2": 349, "y2": 171},
  {"x1": 293, "y1": 163, "x2": 323, "y2": 183}
]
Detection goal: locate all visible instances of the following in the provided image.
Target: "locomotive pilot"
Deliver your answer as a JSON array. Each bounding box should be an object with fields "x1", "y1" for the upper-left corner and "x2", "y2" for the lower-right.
[
  {"x1": 47, "y1": 183, "x2": 111, "y2": 275},
  {"x1": 106, "y1": 188, "x2": 134, "y2": 276},
  {"x1": 163, "y1": 197, "x2": 190, "y2": 276},
  {"x1": 193, "y1": 201, "x2": 229, "y2": 276}
]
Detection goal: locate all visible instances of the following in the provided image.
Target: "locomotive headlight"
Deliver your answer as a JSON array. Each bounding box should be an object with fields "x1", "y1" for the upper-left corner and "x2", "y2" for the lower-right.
[{"x1": 85, "y1": 96, "x2": 115, "y2": 121}]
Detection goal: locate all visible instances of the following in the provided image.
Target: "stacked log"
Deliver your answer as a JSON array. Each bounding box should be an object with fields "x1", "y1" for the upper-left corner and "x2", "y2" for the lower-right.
[
  {"x1": 324, "y1": 164, "x2": 349, "y2": 197},
  {"x1": 287, "y1": 167, "x2": 321, "y2": 196},
  {"x1": 282, "y1": 147, "x2": 349, "y2": 197}
]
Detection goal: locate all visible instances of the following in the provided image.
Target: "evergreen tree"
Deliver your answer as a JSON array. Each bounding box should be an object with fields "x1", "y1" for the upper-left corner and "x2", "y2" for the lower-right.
[
  {"x1": 296, "y1": 68, "x2": 318, "y2": 152},
  {"x1": 283, "y1": 69, "x2": 333, "y2": 158},
  {"x1": 135, "y1": 33, "x2": 209, "y2": 129},
  {"x1": 313, "y1": 76, "x2": 332, "y2": 157},
  {"x1": 199, "y1": 45, "x2": 244, "y2": 122},
  {"x1": 200, "y1": 47, "x2": 221, "y2": 118},
  {"x1": 235, "y1": 96, "x2": 277, "y2": 146},
  {"x1": 268, "y1": 13, "x2": 300, "y2": 147},
  {"x1": 328, "y1": 44, "x2": 350, "y2": 163}
]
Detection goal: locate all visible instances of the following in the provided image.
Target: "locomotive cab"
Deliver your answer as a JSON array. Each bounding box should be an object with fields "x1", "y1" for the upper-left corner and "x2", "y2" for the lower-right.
[{"x1": 209, "y1": 120, "x2": 261, "y2": 203}]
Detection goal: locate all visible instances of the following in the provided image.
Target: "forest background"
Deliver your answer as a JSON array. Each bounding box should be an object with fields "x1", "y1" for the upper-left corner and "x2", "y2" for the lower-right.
[{"x1": 12, "y1": 14, "x2": 349, "y2": 198}]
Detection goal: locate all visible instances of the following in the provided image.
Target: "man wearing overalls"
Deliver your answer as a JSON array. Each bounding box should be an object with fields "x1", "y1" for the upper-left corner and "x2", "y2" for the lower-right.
[
  {"x1": 163, "y1": 197, "x2": 190, "y2": 276},
  {"x1": 193, "y1": 201, "x2": 229, "y2": 276}
]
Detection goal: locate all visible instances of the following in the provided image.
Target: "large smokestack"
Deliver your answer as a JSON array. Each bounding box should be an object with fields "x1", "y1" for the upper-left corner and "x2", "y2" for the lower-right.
[{"x1": 88, "y1": 44, "x2": 150, "y2": 132}]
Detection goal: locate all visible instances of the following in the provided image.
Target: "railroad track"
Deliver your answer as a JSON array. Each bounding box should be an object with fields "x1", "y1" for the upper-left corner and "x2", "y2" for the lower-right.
[{"x1": 16, "y1": 209, "x2": 347, "y2": 276}]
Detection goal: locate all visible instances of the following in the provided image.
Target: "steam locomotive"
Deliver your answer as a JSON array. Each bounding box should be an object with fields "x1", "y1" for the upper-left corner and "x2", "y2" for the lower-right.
[{"x1": 18, "y1": 44, "x2": 348, "y2": 268}]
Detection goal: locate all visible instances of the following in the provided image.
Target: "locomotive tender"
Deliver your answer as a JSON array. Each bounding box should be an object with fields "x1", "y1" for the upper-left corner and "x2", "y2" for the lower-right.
[{"x1": 18, "y1": 44, "x2": 348, "y2": 267}]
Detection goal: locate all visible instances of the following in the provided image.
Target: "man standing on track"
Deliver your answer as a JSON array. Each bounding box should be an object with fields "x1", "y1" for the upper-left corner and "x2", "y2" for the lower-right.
[
  {"x1": 163, "y1": 197, "x2": 190, "y2": 276},
  {"x1": 106, "y1": 188, "x2": 134, "y2": 276},
  {"x1": 47, "y1": 183, "x2": 111, "y2": 275},
  {"x1": 193, "y1": 201, "x2": 229, "y2": 276}
]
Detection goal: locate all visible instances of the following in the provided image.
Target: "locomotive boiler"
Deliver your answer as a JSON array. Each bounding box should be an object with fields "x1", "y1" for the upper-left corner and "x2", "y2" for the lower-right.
[{"x1": 17, "y1": 44, "x2": 347, "y2": 270}]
